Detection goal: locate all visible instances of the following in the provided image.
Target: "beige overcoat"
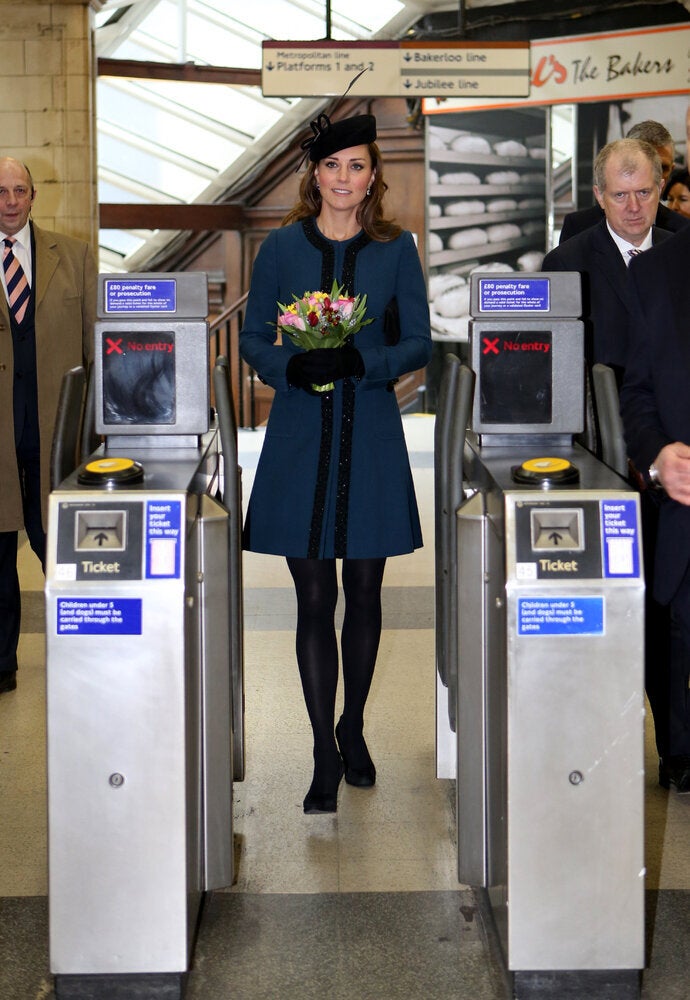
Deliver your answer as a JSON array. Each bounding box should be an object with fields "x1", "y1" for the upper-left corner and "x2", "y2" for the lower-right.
[{"x1": 0, "y1": 222, "x2": 97, "y2": 532}]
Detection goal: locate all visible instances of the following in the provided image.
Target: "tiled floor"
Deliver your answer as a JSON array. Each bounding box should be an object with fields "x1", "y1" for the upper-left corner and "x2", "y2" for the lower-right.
[{"x1": 1, "y1": 414, "x2": 689, "y2": 999}]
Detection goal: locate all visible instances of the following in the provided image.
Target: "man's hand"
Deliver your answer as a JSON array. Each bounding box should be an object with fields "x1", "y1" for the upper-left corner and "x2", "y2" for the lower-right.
[{"x1": 654, "y1": 442, "x2": 690, "y2": 504}]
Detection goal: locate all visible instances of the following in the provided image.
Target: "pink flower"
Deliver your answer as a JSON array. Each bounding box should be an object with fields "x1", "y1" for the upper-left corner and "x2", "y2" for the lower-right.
[
  {"x1": 279, "y1": 312, "x2": 306, "y2": 331},
  {"x1": 337, "y1": 298, "x2": 355, "y2": 318}
]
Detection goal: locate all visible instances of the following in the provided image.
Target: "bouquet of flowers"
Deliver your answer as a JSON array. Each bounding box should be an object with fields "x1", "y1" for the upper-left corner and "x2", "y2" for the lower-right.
[{"x1": 276, "y1": 279, "x2": 374, "y2": 391}]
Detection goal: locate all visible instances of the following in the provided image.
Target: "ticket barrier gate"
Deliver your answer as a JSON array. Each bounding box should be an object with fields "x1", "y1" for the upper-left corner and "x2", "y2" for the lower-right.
[
  {"x1": 45, "y1": 273, "x2": 242, "y2": 1000},
  {"x1": 436, "y1": 273, "x2": 645, "y2": 998}
]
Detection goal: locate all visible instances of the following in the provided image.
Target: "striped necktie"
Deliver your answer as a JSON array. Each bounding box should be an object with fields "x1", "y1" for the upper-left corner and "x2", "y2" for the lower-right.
[
  {"x1": 2, "y1": 237, "x2": 30, "y2": 324},
  {"x1": 627, "y1": 248, "x2": 642, "y2": 259}
]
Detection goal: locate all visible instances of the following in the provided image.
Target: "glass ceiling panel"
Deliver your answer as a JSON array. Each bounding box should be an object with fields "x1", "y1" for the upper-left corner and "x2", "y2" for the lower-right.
[
  {"x1": 100, "y1": 229, "x2": 148, "y2": 257},
  {"x1": 99, "y1": 132, "x2": 210, "y2": 202},
  {"x1": 95, "y1": 0, "x2": 410, "y2": 272},
  {"x1": 98, "y1": 81, "x2": 255, "y2": 160}
]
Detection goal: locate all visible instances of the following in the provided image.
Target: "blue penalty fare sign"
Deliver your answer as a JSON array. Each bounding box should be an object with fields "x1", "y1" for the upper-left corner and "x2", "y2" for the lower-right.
[
  {"x1": 104, "y1": 278, "x2": 177, "y2": 314},
  {"x1": 517, "y1": 596, "x2": 604, "y2": 636},
  {"x1": 478, "y1": 277, "x2": 550, "y2": 312}
]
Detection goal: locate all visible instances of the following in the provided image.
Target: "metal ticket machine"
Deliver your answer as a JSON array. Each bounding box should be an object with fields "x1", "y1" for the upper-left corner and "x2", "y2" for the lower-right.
[
  {"x1": 45, "y1": 273, "x2": 239, "y2": 1000},
  {"x1": 436, "y1": 273, "x2": 645, "y2": 998}
]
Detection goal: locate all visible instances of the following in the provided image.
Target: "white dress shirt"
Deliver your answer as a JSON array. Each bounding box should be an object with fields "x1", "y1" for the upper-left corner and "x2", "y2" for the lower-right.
[{"x1": 606, "y1": 221, "x2": 653, "y2": 265}]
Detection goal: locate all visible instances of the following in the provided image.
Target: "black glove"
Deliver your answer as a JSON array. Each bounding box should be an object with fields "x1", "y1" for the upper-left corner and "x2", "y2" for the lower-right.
[
  {"x1": 288, "y1": 347, "x2": 364, "y2": 387},
  {"x1": 285, "y1": 352, "x2": 311, "y2": 389},
  {"x1": 286, "y1": 353, "x2": 319, "y2": 393}
]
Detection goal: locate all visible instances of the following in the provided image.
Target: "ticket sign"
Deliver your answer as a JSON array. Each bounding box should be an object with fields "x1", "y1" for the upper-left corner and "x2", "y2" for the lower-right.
[
  {"x1": 601, "y1": 499, "x2": 640, "y2": 578},
  {"x1": 262, "y1": 40, "x2": 529, "y2": 98},
  {"x1": 145, "y1": 500, "x2": 181, "y2": 579}
]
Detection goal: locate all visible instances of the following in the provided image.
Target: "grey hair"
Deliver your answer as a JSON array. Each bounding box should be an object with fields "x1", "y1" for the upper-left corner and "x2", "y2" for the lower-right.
[
  {"x1": 593, "y1": 138, "x2": 662, "y2": 191},
  {"x1": 626, "y1": 119, "x2": 674, "y2": 149}
]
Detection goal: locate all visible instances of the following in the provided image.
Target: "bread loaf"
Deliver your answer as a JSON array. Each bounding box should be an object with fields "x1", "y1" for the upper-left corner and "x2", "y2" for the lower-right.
[
  {"x1": 440, "y1": 171, "x2": 482, "y2": 186},
  {"x1": 486, "y1": 198, "x2": 517, "y2": 214},
  {"x1": 445, "y1": 199, "x2": 486, "y2": 217},
  {"x1": 448, "y1": 228, "x2": 489, "y2": 250},
  {"x1": 487, "y1": 223, "x2": 522, "y2": 243},
  {"x1": 493, "y1": 139, "x2": 527, "y2": 157},
  {"x1": 485, "y1": 170, "x2": 520, "y2": 185},
  {"x1": 450, "y1": 134, "x2": 491, "y2": 154}
]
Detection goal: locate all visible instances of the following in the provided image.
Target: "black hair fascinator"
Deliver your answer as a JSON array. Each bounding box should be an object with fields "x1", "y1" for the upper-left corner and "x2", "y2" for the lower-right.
[
  {"x1": 295, "y1": 69, "x2": 375, "y2": 170},
  {"x1": 300, "y1": 112, "x2": 332, "y2": 161}
]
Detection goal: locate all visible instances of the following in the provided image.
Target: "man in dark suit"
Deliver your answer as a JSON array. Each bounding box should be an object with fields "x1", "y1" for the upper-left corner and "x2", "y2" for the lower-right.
[
  {"x1": 560, "y1": 120, "x2": 688, "y2": 242},
  {"x1": 0, "y1": 157, "x2": 97, "y2": 694},
  {"x1": 543, "y1": 138, "x2": 671, "y2": 385},
  {"x1": 620, "y1": 225, "x2": 690, "y2": 792}
]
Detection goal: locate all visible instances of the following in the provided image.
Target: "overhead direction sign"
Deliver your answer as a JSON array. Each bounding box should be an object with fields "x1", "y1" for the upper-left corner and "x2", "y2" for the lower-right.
[{"x1": 261, "y1": 40, "x2": 530, "y2": 98}]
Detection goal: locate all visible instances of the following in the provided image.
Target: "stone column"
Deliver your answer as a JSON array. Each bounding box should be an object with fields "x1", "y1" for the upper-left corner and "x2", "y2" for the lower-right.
[{"x1": 0, "y1": 2, "x2": 97, "y2": 249}]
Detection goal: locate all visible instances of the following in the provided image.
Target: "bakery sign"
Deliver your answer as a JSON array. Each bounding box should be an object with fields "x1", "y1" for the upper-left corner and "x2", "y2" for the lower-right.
[{"x1": 423, "y1": 22, "x2": 690, "y2": 114}]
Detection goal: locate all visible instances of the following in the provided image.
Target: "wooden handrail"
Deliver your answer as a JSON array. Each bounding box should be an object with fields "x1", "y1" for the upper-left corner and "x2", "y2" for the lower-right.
[
  {"x1": 208, "y1": 291, "x2": 259, "y2": 429},
  {"x1": 209, "y1": 291, "x2": 249, "y2": 329}
]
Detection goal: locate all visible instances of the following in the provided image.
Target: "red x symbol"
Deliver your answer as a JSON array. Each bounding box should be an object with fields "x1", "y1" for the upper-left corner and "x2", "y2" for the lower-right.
[
  {"x1": 482, "y1": 337, "x2": 500, "y2": 355},
  {"x1": 106, "y1": 337, "x2": 123, "y2": 355}
]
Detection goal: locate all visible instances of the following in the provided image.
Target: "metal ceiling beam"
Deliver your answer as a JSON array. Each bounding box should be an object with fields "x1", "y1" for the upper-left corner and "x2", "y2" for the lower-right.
[
  {"x1": 97, "y1": 58, "x2": 261, "y2": 86},
  {"x1": 99, "y1": 203, "x2": 246, "y2": 230}
]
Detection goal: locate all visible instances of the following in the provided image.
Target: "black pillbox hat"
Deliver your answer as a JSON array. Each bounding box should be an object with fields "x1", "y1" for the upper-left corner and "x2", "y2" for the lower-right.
[{"x1": 306, "y1": 114, "x2": 377, "y2": 162}]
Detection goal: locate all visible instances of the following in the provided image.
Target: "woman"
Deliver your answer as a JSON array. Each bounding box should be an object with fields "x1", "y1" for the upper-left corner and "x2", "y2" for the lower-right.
[
  {"x1": 240, "y1": 113, "x2": 431, "y2": 814},
  {"x1": 664, "y1": 167, "x2": 690, "y2": 218}
]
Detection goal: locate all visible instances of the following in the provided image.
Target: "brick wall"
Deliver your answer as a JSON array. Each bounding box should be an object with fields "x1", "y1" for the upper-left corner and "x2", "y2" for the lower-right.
[{"x1": 0, "y1": 2, "x2": 96, "y2": 249}]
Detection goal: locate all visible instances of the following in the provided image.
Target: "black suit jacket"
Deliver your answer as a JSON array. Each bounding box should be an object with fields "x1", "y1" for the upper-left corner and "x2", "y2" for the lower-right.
[
  {"x1": 560, "y1": 201, "x2": 689, "y2": 243},
  {"x1": 542, "y1": 220, "x2": 672, "y2": 380},
  {"x1": 620, "y1": 226, "x2": 690, "y2": 608}
]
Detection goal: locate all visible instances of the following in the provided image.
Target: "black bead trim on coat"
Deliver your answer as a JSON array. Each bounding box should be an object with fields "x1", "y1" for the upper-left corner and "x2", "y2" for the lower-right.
[
  {"x1": 334, "y1": 377, "x2": 356, "y2": 557},
  {"x1": 343, "y1": 231, "x2": 372, "y2": 294},
  {"x1": 307, "y1": 391, "x2": 334, "y2": 559},
  {"x1": 303, "y1": 217, "x2": 335, "y2": 290},
  {"x1": 301, "y1": 218, "x2": 372, "y2": 558},
  {"x1": 301, "y1": 217, "x2": 371, "y2": 294}
]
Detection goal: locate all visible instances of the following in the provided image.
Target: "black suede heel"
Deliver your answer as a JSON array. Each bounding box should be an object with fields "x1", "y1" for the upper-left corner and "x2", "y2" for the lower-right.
[
  {"x1": 336, "y1": 719, "x2": 376, "y2": 787},
  {"x1": 303, "y1": 751, "x2": 344, "y2": 814}
]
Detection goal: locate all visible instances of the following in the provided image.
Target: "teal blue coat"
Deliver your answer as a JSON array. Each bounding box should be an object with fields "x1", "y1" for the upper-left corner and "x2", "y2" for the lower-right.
[{"x1": 240, "y1": 218, "x2": 431, "y2": 559}]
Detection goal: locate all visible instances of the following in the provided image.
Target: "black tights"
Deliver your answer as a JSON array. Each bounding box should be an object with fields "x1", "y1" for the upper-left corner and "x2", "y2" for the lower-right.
[{"x1": 287, "y1": 557, "x2": 386, "y2": 768}]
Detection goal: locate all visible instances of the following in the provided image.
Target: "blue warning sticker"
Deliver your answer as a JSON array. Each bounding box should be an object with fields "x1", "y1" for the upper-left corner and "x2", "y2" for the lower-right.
[
  {"x1": 57, "y1": 598, "x2": 142, "y2": 635},
  {"x1": 104, "y1": 278, "x2": 176, "y2": 313},
  {"x1": 600, "y1": 499, "x2": 640, "y2": 577},
  {"x1": 478, "y1": 276, "x2": 550, "y2": 312},
  {"x1": 517, "y1": 596, "x2": 604, "y2": 636},
  {"x1": 145, "y1": 500, "x2": 181, "y2": 578}
]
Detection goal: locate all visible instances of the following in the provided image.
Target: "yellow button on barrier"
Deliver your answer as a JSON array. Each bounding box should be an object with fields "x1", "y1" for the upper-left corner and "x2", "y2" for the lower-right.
[
  {"x1": 521, "y1": 457, "x2": 572, "y2": 474},
  {"x1": 84, "y1": 457, "x2": 137, "y2": 474}
]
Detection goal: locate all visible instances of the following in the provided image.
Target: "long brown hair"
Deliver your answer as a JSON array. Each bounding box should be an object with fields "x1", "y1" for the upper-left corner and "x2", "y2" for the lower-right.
[{"x1": 282, "y1": 142, "x2": 402, "y2": 242}]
